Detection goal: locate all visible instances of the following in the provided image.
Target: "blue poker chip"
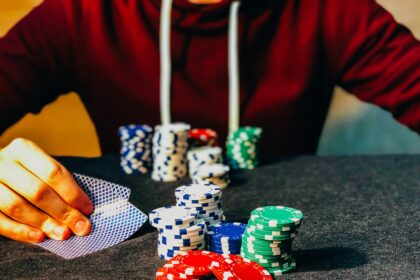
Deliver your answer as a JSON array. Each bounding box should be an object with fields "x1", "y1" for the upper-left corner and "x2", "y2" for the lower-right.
[
  {"x1": 207, "y1": 239, "x2": 242, "y2": 247},
  {"x1": 209, "y1": 248, "x2": 241, "y2": 255},
  {"x1": 207, "y1": 222, "x2": 246, "y2": 242}
]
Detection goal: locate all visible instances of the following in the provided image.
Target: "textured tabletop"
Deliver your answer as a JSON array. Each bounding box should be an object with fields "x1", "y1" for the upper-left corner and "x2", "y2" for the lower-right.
[{"x1": 1, "y1": 155, "x2": 419, "y2": 280}]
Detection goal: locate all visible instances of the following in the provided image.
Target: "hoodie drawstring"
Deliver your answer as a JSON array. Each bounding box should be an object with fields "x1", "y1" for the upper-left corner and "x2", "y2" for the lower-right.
[{"x1": 159, "y1": 0, "x2": 241, "y2": 130}]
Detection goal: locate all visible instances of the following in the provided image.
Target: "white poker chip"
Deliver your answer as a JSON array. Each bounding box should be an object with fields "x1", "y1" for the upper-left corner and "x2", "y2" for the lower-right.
[
  {"x1": 195, "y1": 164, "x2": 230, "y2": 178},
  {"x1": 175, "y1": 183, "x2": 222, "y2": 201},
  {"x1": 149, "y1": 206, "x2": 197, "y2": 229}
]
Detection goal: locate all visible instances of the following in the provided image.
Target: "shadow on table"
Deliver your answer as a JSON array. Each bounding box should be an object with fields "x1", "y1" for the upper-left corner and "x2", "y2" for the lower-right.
[{"x1": 294, "y1": 247, "x2": 368, "y2": 272}]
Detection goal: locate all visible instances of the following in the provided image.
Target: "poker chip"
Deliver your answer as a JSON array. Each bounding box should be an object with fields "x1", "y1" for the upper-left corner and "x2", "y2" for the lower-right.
[
  {"x1": 211, "y1": 254, "x2": 272, "y2": 280},
  {"x1": 164, "y1": 251, "x2": 223, "y2": 277},
  {"x1": 207, "y1": 222, "x2": 246, "y2": 255},
  {"x1": 251, "y1": 206, "x2": 303, "y2": 228},
  {"x1": 175, "y1": 184, "x2": 225, "y2": 226},
  {"x1": 118, "y1": 124, "x2": 153, "y2": 174},
  {"x1": 149, "y1": 206, "x2": 197, "y2": 229},
  {"x1": 152, "y1": 123, "x2": 190, "y2": 182},
  {"x1": 226, "y1": 127, "x2": 262, "y2": 170},
  {"x1": 187, "y1": 146, "x2": 223, "y2": 177},
  {"x1": 241, "y1": 206, "x2": 303, "y2": 277},
  {"x1": 193, "y1": 164, "x2": 230, "y2": 189},
  {"x1": 188, "y1": 128, "x2": 218, "y2": 148},
  {"x1": 149, "y1": 206, "x2": 208, "y2": 260}
]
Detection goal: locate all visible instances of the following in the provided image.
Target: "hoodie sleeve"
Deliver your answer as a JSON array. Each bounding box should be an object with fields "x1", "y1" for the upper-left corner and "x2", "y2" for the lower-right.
[
  {"x1": 0, "y1": 0, "x2": 80, "y2": 133},
  {"x1": 323, "y1": 0, "x2": 420, "y2": 133}
]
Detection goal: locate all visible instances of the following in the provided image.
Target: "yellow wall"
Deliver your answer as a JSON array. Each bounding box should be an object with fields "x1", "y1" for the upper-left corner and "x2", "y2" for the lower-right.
[
  {"x1": 0, "y1": 0, "x2": 101, "y2": 157},
  {"x1": 0, "y1": 0, "x2": 419, "y2": 157}
]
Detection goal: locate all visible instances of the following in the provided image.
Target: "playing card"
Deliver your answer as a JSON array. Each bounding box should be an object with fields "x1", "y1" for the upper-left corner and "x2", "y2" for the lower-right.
[{"x1": 36, "y1": 174, "x2": 147, "y2": 259}]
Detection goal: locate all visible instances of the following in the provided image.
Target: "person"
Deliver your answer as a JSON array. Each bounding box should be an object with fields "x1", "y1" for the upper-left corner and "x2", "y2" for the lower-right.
[{"x1": 0, "y1": 0, "x2": 419, "y2": 243}]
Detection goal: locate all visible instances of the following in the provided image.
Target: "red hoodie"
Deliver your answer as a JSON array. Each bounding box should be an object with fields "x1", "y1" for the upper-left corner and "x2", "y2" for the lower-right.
[{"x1": 0, "y1": 0, "x2": 419, "y2": 159}]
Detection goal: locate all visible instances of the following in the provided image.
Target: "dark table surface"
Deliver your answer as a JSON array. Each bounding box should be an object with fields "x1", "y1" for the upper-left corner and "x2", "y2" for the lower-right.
[{"x1": 1, "y1": 155, "x2": 419, "y2": 280}]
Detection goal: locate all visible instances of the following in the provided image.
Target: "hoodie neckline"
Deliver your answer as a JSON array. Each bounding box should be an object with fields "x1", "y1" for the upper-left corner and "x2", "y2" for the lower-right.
[{"x1": 147, "y1": 0, "x2": 272, "y2": 32}]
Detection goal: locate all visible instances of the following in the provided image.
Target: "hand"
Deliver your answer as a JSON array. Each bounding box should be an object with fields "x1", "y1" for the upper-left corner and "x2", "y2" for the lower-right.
[{"x1": 0, "y1": 138, "x2": 93, "y2": 243}]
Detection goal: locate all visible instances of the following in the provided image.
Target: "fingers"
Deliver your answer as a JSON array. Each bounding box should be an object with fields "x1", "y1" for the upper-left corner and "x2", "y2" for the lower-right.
[
  {"x1": 0, "y1": 212, "x2": 44, "y2": 243},
  {"x1": 0, "y1": 183, "x2": 71, "y2": 240},
  {"x1": 0, "y1": 160, "x2": 91, "y2": 237},
  {"x1": 1, "y1": 138, "x2": 93, "y2": 215}
]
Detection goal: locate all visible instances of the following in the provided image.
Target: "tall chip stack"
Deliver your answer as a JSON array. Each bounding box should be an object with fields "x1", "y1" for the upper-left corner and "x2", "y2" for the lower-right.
[
  {"x1": 118, "y1": 124, "x2": 153, "y2": 174},
  {"x1": 149, "y1": 206, "x2": 207, "y2": 260},
  {"x1": 152, "y1": 123, "x2": 190, "y2": 182},
  {"x1": 175, "y1": 184, "x2": 225, "y2": 225},
  {"x1": 240, "y1": 206, "x2": 303, "y2": 278},
  {"x1": 226, "y1": 127, "x2": 262, "y2": 170}
]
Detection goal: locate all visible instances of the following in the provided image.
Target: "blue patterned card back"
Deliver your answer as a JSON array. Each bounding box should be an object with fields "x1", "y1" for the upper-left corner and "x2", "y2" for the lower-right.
[{"x1": 36, "y1": 174, "x2": 147, "y2": 259}]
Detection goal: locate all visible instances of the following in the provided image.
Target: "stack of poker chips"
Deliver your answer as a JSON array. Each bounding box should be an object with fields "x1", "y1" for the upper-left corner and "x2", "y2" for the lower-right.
[
  {"x1": 241, "y1": 206, "x2": 303, "y2": 277},
  {"x1": 188, "y1": 128, "x2": 218, "y2": 148},
  {"x1": 149, "y1": 206, "x2": 207, "y2": 260},
  {"x1": 156, "y1": 250, "x2": 273, "y2": 279},
  {"x1": 193, "y1": 164, "x2": 231, "y2": 190},
  {"x1": 152, "y1": 123, "x2": 190, "y2": 182},
  {"x1": 118, "y1": 124, "x2": 153, "y2": 174},
  {"x1": 226, "y1": 127, "x2": 262, "y2": 170},
  {"x1": 187, "y1": 146, "x2": 223, "y2": 177},
  {"x1": 175, "y1": 183, "x2": 225, "y2": 225},
  {"x1": 207, "y1": 222, "x2": 246, "y2": 255}
]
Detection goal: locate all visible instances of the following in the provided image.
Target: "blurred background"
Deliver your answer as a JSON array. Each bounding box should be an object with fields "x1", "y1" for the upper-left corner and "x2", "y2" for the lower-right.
[{"x1": 0, "y1": 0, "x2": 419, "y2": 157}]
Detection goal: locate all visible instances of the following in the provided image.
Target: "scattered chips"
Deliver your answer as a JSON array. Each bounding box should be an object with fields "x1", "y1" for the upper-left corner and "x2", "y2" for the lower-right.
[
  {"x1": 226, "y1": 127, "x2": 262, "y2": 170},
  {"x1": 152, "y1": 123, "x2": 190, "y2": 182},
  {"x1": 240, "y1": 206, "x2": 303, "y2": 278},
  {"x1": 118, "y1": 124, "x2": 153, "y2": 174},
  {"x1": 207, "y1": 222, "x2": 246, "y2": 255},
  {"x1": 189, "y1": 128, "x2": 218, "y2": 148},
  {"x1": 176, "y1": 184, "x2": 225, "y2": 225}
]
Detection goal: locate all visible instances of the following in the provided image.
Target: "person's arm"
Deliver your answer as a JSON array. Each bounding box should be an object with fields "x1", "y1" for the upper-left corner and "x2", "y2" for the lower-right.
[
  {"x1": 0, "y1": 0, "x2": 93, "y2": 243},
  {"x1": 322, "y1": 0, "x2": 420, "y2": 132},
  {"x1": 0, "y1": 0, "x2": 80, "y2": 132}
]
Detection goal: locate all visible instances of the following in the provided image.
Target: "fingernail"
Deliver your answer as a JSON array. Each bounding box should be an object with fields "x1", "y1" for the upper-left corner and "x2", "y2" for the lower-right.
[
  {"x1": 53, "y1": 226, "x2": 69, "y2": 240},
  {"x1": 29, "y1": 230, "x2": 44, "y2": 243},
  {"x1": 75, "y1": 220, "x2": 90, "y2": 235}
]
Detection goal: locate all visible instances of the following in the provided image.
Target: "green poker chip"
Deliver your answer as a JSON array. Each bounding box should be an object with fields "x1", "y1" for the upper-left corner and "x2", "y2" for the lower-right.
[
  {"x1": 247, "y1": 219, "x2": 300, "y2": 233},
  {"x1": 226, "y1": 127, "x2": 262, "y2": 170},
  {"x1": 266, "y1": 259, "x2": 296, "y2": 277},
  {"x1": 251, "y1": 206, "x2": 303, "y2": 228},
  {"x1": 244, "y1": 228, "x2": 296, "y2": 241},
  {"x1": 242, "y1": 233, "x2": 293, "y2": 247},
  {"x1": 241, "y1": 243, "x2": 292, "y2": 256},
  {"x1": 240, "y1": 252, "x2": 292, "y2": 268},
  {"x1": 246, "y1": 222, "x2": 298, "y2": 237}
]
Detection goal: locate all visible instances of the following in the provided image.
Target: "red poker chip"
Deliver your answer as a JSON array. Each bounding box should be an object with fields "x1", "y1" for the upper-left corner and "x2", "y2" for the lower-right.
[
  {"x1": 189, "y1": 129, "x2": 218, "y2": 147},
  {"x1": 165, "y1": 250, "x2": 223, "y2": 277},
  {"x1": 156, "y1": 266, "x2": 200, "y2": 280},
  {"x1": 212, "y1": 254, "x2": 273, "y2": 280}
]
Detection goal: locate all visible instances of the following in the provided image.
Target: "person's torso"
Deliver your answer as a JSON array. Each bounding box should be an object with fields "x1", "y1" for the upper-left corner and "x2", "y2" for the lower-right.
[{"x1": 73, "y1": 0, "x2": 335, "y2": 159}]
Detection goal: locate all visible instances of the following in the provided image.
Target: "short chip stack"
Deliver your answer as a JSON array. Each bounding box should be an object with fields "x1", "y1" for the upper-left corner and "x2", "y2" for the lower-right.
[
  {"x1": 175, "y1": 183, "x2": 225, "y2": 226},
  {"x1": 193, "y1": 164, "x2": 231, "y2": 189},
  {"x1": 152, "y1": 123, "x2": 190, "y2": 182},
  {"x1": 226, "y1": 127, "x2": 262, "y2": 170},
  {"x1": 240, "y1": 206, "x2": 303, "y2": 278},
  {"x1": 187, "y1": 146, "x2": 223, "y2": 178},
  {"x1": 118, "y1": 124, "x2": 153, "y2": 174},
  {"x1": 189, "y1": 128, "x2": 218, "y2": 148},
  {"x1": 149, "y1": 206, "x2": 207, "y2": 260},
  {"x1": 207, "y1": 222, "x2": 246, "y2": 255}
]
